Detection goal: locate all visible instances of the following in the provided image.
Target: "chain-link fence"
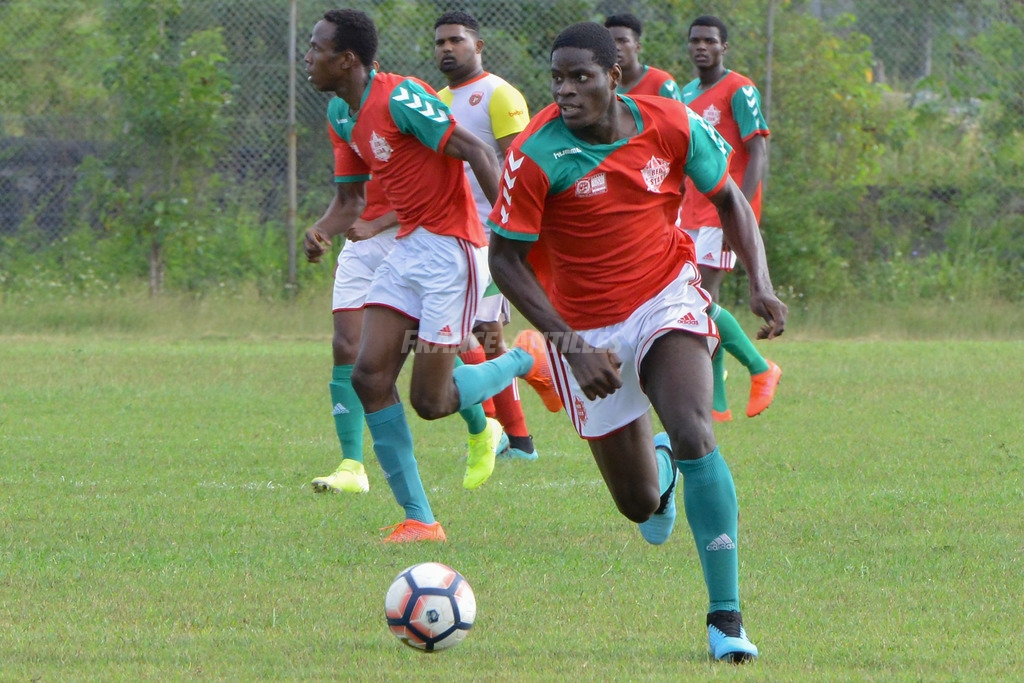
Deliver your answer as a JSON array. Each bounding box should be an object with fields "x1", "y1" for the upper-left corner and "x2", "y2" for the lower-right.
[{"x1": 2, "y1": 1, "x2": 1022, "y2": 293}]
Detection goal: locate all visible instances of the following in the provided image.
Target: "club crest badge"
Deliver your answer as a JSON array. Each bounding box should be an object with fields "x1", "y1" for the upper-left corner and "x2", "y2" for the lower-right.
[
  {"x1": 370, "y1": 131, "x2": 392, "y2": 162},
  {"x1": 641, "y1": 156, "x2": 671, "y2": 193}
]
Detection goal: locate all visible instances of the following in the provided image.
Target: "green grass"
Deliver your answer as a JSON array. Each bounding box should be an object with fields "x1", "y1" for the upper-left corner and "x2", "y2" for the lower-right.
[{"x1": 1, "y1": 297, "x2": 1022, "y2": 680}]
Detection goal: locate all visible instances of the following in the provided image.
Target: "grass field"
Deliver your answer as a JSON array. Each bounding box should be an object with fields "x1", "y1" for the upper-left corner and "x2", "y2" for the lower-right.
[{"x1": 1, "y1": 296, "x2": 1022, "y2": 680}]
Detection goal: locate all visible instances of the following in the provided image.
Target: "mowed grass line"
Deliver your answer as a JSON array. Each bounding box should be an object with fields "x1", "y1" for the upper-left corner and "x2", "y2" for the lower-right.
[{"x1": 1, "y1": 332, "x2": 1021, "y2": 681}]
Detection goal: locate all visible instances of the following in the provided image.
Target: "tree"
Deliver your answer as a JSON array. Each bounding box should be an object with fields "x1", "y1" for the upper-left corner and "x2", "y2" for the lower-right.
[{"x1": 99, "y1": 0, "x2": 231, "y2": 295}]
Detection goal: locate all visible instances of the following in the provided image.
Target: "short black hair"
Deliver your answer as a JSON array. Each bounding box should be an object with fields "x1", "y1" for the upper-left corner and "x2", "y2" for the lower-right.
[
  {"x1": 604, "y1": 13, "x2": 642, "y2": 38},
  {"x1": 434, "y1": 10, "x2": 480, "y2": 36},
  {"x1": 689, "y1": 15, "x2": 728, "y2": 43},
  {"x1": 551, "y1": 22, "x2": 618, "y2": 70},
  {"x1": 322, "y1": 9, "x2": 378, "y2": 67}
]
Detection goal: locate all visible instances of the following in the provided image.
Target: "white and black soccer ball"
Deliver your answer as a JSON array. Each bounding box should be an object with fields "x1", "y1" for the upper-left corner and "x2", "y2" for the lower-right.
[{"x1": 384, "y1": 562, "x2": 476, "y2": 652}]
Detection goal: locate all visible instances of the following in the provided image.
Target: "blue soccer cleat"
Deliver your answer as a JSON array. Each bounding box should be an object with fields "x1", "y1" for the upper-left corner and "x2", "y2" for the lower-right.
[
  {"x1": 707, "y1": 610, "x2": 758, "y2": 663},
  {"x1": 638, "y1": 432, "x2": 677, "y2": 545}
]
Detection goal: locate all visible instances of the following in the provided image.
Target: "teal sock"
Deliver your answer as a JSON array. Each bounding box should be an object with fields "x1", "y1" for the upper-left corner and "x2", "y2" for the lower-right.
[
  {"x1": 453, "y1": 357, "x2": 487, "y2": 435},
  {"x1": 676, "y1": 448, "x2": 740, "y2": 613},
  {"x1": 452, "y1": 349, "x2": 532, "y2": 430},
  {"x1": 711, "y1": 346, "x2": 728, "y2": 413},
  {"x1": 364, "y1": 403, "x2": 433, "y2": 524},
  {"x1": 711, "y1": 303, "x2": 769, "y2": 375},
  {"x1": 330, "y1": 365, "x2": 364, "y2": 464}
]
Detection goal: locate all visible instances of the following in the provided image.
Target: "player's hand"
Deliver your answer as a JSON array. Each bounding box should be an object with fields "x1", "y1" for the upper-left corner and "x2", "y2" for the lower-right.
[
  {"x1": 345, "y1": 219, "x2": 377, "y2": 242},
  {"x1": 565, "y1": 341, "x2": 623, "y2": 400},
  {"x1": 749, "y1": 291, "x2": 788, "y2": 340},
  {"x1": 304, "y1": 227, "x2": 331, "y2": 263}
]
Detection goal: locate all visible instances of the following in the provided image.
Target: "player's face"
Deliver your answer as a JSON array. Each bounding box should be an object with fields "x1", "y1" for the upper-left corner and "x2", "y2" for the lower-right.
[
  {"x1": 434, "y1": 24, "x2": 482, "y2": 82},
  {"x1": 551, "y1": 47, "x2": 618, "y2": 132},
  {"x1": 304, "y1": 20, "x2": 344, "y2": 92},
  {"x1": 688, "y1": 25, "x2": 727, "y2": 69},
  {"x1": 607, "y1": 26, "x2": 640, "y2": 69}
]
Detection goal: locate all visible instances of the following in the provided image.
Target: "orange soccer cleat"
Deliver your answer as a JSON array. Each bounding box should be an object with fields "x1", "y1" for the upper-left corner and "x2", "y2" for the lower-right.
[
  {"x1": 746, "y1": 361, "x2": 782, "y2": 418},
  {"x1": 382, "y1": 519, "x2": 447, "y2": 544},
  {"x1": 512, "y1": 329, "x2": 563, "y2": 412}
]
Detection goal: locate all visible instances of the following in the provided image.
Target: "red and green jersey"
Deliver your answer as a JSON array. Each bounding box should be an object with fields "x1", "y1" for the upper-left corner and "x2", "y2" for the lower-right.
[
  {"x1": 680, "y1": 70, "x2": 769, "y2": 227},
  {"x1": 618, "y1": 65, "x2": 683, "y2": 102},
  {"x1": 328, "y1": 125, "x2": 391, "y2": 222},
  {"x1": 327, "y1": 71, "x2": 484, "y2": 246},
  {"x1": 488, "y1": 95, "x2": 732, "y2": 329}
]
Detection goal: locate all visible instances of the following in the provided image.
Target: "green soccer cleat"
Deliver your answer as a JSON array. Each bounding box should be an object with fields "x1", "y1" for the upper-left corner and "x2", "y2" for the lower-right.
[
  {"x1": 463, "y1": 417, "x2": 501, "y2": 490},
  {"x1": 311, "y1": 458, "x2": 369, "y2": 493}
]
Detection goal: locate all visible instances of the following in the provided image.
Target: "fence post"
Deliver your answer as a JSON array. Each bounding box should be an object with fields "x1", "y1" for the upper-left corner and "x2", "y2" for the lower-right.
[{"x1": 286, "y1": 0, "x2": 298, "y2": 291}]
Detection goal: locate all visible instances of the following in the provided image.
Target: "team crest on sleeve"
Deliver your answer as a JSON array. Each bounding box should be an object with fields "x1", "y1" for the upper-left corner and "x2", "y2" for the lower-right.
[
  {"x1": 575, "y1": 173, "x2": 607, "y2": 198},
  {"x1": 640, "y1": 157, "x2": 671, "y2": 193},
  {"x1": 701, "y1": 104, "x2": 722, "y2": 126},
  {"x1": 370, "y1": 131, "x2": 393, "y2": 162}
]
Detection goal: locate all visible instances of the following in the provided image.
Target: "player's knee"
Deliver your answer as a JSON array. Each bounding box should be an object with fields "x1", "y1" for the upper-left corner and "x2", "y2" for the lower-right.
[
  {"x1": 332, "y1": 336, "x2": 359, "y2": 366},
  {"x1": 351, "y1": 365, "x2": 383, "y2": 405},
  {"x1": 613, "y1": 484, "x2": 661, "y2": 523},
  {"x1": 663, "y1": 424, "x2": 715, "y2": 462},
  {"x1": 409, "y1": 389, "x2": 453, "y2": 421}
]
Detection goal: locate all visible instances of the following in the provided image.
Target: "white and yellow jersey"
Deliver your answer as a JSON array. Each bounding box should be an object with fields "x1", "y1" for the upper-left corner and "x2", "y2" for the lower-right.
[{"x1": 438, "y1": 72, "x2": 530, "y2": 228}]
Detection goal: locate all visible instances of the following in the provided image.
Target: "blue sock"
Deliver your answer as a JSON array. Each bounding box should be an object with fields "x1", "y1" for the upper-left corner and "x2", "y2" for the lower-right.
[
  {"x1": 676, "y1": 448, "x2": 740, "y2": 613},
  {"x1": 330, "y1": 365, "x2": 364, "y2": 463},
  {"x1": 453, "y1": 357, "x2": 487, "y2": 435},
  {"x1": 364, "y1": 403, "x2": 433, "y2": 524},
  {"x1": 452, "y1": 349, "x2": 532, "y2": 429}
]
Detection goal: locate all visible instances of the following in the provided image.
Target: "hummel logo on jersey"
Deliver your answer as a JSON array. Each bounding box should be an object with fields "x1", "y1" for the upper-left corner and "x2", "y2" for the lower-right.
[
  {"x1": 706, "y1": 533, "x2": 735, "y2": 551},
  {"x1": 437, "y1": 325, "x2": 453, "y2": 339},
  {"x1": 689, "y1": 108, "x2": 729, "y2": 156},
  {"x1": 370, "y1": 131, "x2": 392, "y2": 162},
  {"x1": 575, "y1": 173, "x2": 607, "y2": 198},
  {"x1": 332, "y1": 403, "x2": 349, "y2": 416},
  {"x1": 701, "y1": 103, "x2": 722, "y2": 126},
  {"x1": 553, "y1": 146, "x2": 582, "y2": 159},
  {"x1": 742, "y1": 85, "x2": 761, "y2": 116},
  {"x1": 499, "y1": 152, "x2": 524, "y2": 225},
  {"x1": 678, "y1": 312, "x2": 699, "y2": 326},
  {"x1": 392, "y1": 86, "x2": 449, "y2": 123}
]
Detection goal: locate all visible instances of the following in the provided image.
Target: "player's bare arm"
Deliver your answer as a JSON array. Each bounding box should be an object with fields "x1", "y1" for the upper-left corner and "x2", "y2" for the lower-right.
[
  {"x1": 489, "y1": 234, "x2": 623, "y2": 399},
  {"x1": 741, "y1": 135, "x2": 768, "y2": 203},
  {"x1": 442, "y1": 124, "x2": 501, "y2": 206},
  {"x1": 346, "y1": 210, "x2": 398, "y2": 242},
  {"x1": 709, "y1": 178, "x2": 787, "y2": 339},
  {"x1": 304, "y1": 181, "x2": 366, "y2": 262}
]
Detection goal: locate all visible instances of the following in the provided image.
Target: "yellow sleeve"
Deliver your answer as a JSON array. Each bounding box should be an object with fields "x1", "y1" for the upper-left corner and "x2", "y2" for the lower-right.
[
  {"x1": 437, "y1": 86, "x2": 453, "y2": 107},
  {"x1": 488, "y1": 83, "x2": 530, "y2": 140}
]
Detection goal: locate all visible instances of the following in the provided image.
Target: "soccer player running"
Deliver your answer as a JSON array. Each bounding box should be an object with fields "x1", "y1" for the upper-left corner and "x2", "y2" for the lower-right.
[
  {"x1": 604, "y1": 13, "x2": 683, "y2": 101},
  {"x1": 679, "y1": 15, "x2": 782, "y2": 422},
  {"x1": 434, "y1": 10, "x2": 555, "y2": 461},
  {"x1": 303, "y1": 9, "x2": 544, "y2": 543},
  {"x1": 310, "y1": 178, "x2": 398, "y2": 494},
  {"x1": 488, "y1": 22, "x2": 786, "y2": 662}
]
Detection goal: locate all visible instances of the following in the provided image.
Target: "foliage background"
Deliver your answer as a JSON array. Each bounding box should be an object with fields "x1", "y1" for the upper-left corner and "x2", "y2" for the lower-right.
[{"x1": 1, "y1": 0, "x2": 1022, "y2": 306}]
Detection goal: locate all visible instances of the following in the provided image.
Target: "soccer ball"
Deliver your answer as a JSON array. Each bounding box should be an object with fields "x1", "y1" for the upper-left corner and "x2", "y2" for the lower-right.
[{"x1": 384, "y1": 562, "x2": 476, "y2": 652}]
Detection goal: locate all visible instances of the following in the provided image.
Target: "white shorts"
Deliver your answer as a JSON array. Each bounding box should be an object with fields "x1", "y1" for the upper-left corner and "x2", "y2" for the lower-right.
[
  {"x1": 366, "y1": 227, "x2": 487, "y2": 346},
  {"x1": 545, "y1": 263, "x2": 719, "y2": 439},
  {"x1": 685, "y1": 227, "x2": 737, "y2": 271},
  {"x1": 475, "y1": 293, "x2": 511, "y2": 326},
  {"x1": 332, "y1": 228, "x2": 399, "y2": 311}
]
